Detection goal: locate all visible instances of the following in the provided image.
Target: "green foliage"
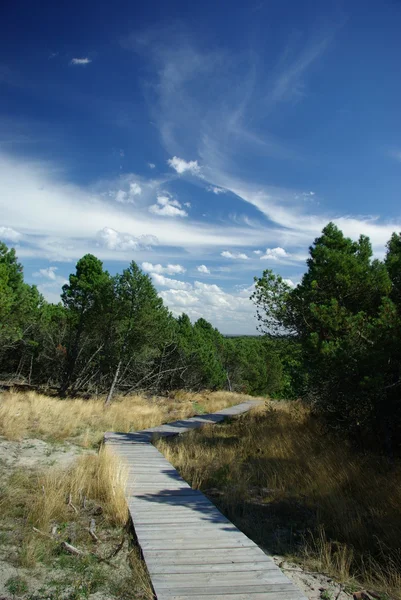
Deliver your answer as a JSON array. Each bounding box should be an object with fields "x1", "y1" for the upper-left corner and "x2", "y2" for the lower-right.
[
  {"x1": 0, "y1": 241, "x2": 308, "y2": 401},
  {"x1": 6, "y1": 575, "x2": 29, "y2": 597},
  {"x1": 252, "y1": 222, "x2": 401, "y2": 453}
]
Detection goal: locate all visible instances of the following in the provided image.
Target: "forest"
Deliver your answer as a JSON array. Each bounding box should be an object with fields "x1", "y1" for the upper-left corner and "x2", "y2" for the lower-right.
[
  {"x1": 2, "y1": 221, "x2": 401, "y2": 454},
  {"x1": 0, "y1": 243, "x2": 286, "y2": 401}
]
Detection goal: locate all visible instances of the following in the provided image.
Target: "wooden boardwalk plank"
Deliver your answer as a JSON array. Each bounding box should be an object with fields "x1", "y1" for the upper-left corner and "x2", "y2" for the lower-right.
[{"x1": 105, "y1": 401, "x2": 306, "y2": 600}]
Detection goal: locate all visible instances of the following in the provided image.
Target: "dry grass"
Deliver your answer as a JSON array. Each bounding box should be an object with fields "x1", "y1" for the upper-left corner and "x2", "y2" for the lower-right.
[
  {"x1": 157, "y1": 401, "x2": 401, "y2": 599},
  {"x1": 1, "y1": 446, "x2": 154, "y2": 598},
  {"x1": 26, "y1": 447, "x2": 129, "y2": 529},
  {"x1": 0, "y1": 389, "x2": 245, "y2": 446}
]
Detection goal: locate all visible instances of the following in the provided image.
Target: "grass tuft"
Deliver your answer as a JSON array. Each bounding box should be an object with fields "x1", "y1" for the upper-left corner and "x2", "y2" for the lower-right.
[{"x1": 156, "y1": 401, "x2": 401, "y2": 599}]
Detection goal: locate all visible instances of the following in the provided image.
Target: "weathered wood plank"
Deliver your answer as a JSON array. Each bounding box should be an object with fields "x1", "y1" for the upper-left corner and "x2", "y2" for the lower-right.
[
  {"x1": 159, "y1": 593, "x2": 305, "y2": 600},
  {"x1": 147, "y1": 561, "x2": 277, "y2": 574},
  {"x1": 105, "y1": 400, "x2": 306, "y2": 600},
  {"x1": 153, "y1": 583, "x2": 299, "y2": 598},
  {"x1": 151, "y1": 572, "x2": 290, "y2": 587}
]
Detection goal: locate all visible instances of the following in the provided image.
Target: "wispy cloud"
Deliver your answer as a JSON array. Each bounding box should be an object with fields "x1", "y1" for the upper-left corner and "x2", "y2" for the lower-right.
[
  {"x1": 221, "y1": 250, "x2": 249, "y2": 260},
  {"x1": 70, "y1": 58, "x2": 92, "y2": 66},
  {"x1": 207, "y1": 185, "x2": 227, "y2": 195},
  {"x1": 33, "y1": 266, "x2": 59, "y2": 280},
  {"x1": 266, "y1": 36, "x2": 331, "y2": 109},
  {"x1": 0, "y1": 225, "x2": 22, "y2": 242}
]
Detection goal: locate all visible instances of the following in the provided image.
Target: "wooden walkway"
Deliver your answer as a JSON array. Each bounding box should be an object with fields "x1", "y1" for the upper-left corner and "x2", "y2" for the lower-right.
[{"x1": 105, "y1": 400, "x2": 307, "y2": 600}]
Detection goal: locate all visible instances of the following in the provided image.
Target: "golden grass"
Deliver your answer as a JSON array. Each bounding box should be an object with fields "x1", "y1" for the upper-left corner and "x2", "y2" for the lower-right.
[
  {"x1": 0, "y1": 446, "x2": 155, "y2": 597},
  {"x1": 0, "y1": 389, "x2": 247, "y2": 446},
  {"x1": 1, "y1": 447, "x2": 128, "y2": 532},
  {"x1": 157, "y1": 401, "x2": 401, "y2": 599},
  {"x1": 27, "y1": 447, "x2": 129, "y2": 529}
]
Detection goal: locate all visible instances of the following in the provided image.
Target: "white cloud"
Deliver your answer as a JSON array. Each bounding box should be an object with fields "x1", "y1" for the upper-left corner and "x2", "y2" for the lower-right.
[
  {"x1": 151, "y1": 273, "x2": 191, "y2": 290},
  {"x1": 149, "y1": 195, "x2": 188, "y2": 217},
  {"x1": 253, "y1": 250, "x2": 262, "y2": 255},
  {"x1": 114, "y1": 182, "x2": 142, "y2": 204},
  {"x1": 221, "y1": 250, "x2": 249, "y2": 260},
  {"x1": 148, "y1": 162, "x2": 156, "y2": 169},
  {"x1": 33, "y1": 266, "x2": 58, "y2": 280},
  {"x1": 142, "y1": 262, "x2": 186, "y2": 275},
  {"x1": 183, "y1": 202, "x2": 191, "y2": 208},
  {"x1": 160, "y1": 279, "x2": 257, "y2": 334},
  {"x1": 0, "y1": 153, "x2": 267, "y2": 262},
  {"x1": 129, "y1": 182, "x2": 142, "y2": 196},
  {"x1": 283, "y1": 278, "x2": 296, "y2": 288},
  {"x1": 260, "y1": 247, "x2": 290, "y2": 260},
  {"x1": 197, "y1": 264, "x2": 210, "y2": 274},
  {"x1": 115, "y1": 190, "x2": 128, "y2": 203},
  {"x1": 0, "y1": 226, "x2": 22, "y2": 242},
  {"x1": 207, "y1": 185, "x2": 227, "y2": 195},
  {"x1": 168, "y1": 156, "x2": 201, "y2": 175},
  {"x1": 97, "y1": 227, "x2": 158, "y2": 251},
  {"x1": 70, "y1": 58, "x2": 92, "y2": 66},
  {"x1": 33, "y1": 266, "x2": 68, "y2": 303}
]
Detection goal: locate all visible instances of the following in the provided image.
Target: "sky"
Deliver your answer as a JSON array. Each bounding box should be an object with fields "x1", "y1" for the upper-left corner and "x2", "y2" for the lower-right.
[{"x1": 1, "y1": 0, "x2": 401, "y2": 334}]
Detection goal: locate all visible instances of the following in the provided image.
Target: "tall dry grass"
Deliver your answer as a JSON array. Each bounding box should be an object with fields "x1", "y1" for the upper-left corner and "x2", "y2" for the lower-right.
[
  {"x1": 0, "y1": 389, "x2": 246, "y2": 446},
  {"x1": 157, "y1": 401, "x2": 401, "y2": 598},
  {"x1": 1, "y1": 445, "x2": 154, "y2": 597},
  {"x1": 1, "y1": 447, "x2": 128, "y2": 533}
]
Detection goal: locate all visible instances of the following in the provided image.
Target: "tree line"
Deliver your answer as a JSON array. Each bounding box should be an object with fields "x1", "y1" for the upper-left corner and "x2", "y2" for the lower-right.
[
  {"x1": 252, "y1": 222, "x2": 401, "y2": 455},
  {"x1": 3, "y1": 222, "x2": 400, "y2": 453},
  {"x1": 0, "y1": 243, "x2": 286, "y2": 401}
]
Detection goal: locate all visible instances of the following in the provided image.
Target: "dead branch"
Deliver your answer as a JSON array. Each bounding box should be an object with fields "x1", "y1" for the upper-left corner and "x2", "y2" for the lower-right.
[
  {"x1": 105, "y1": 536, "x2": 125, "y2": 559},
  {"x1": 67, "y1": 493, "x2": 78, "y2": 513},
  {"x1": 61, "y1": 541, "x2": 85, "y2": 556},
  {"x1": 60, "y1": 541, "x2": 116, "y2": 567},
  {"x1": 87, "y1": 518, "x2": 99, "y2": 543}
]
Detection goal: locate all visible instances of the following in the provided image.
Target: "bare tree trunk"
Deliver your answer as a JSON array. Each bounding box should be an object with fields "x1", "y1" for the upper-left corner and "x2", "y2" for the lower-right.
[
  {"x1": 226, "y1": 371, "x2": 232, "y2": 392},
  {"x1": 28, "y1": 353, "x2": 34, "y2": 385},
  {"x1": 105, "y1": 359, "x2": 122, "y2": 406}
]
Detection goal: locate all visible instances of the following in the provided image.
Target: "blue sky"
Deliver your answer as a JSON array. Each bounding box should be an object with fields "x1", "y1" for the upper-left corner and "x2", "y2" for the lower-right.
[{"x1": 1, "y1": 0, "x2": 401, "y2": 333}]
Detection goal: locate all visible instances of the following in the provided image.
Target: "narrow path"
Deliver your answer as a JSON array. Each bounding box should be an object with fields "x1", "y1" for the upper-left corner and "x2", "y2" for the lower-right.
[{"x1": 105, "y1": 400, "x2": 307, "y2": 600}]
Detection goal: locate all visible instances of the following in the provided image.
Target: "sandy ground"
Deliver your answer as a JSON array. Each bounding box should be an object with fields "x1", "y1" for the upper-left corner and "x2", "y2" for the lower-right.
[
  {"x1": 272, "y1": 556, "x2": 353, "y2": 600},
  {"x1": 0, "y1": 436, "x2": 85, "y2": 472}
]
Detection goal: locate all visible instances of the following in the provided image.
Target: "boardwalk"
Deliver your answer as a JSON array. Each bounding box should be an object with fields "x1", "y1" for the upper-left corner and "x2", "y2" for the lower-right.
[{"x1": 105, "y1": 400, "x2": 307, "y2": 600}]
